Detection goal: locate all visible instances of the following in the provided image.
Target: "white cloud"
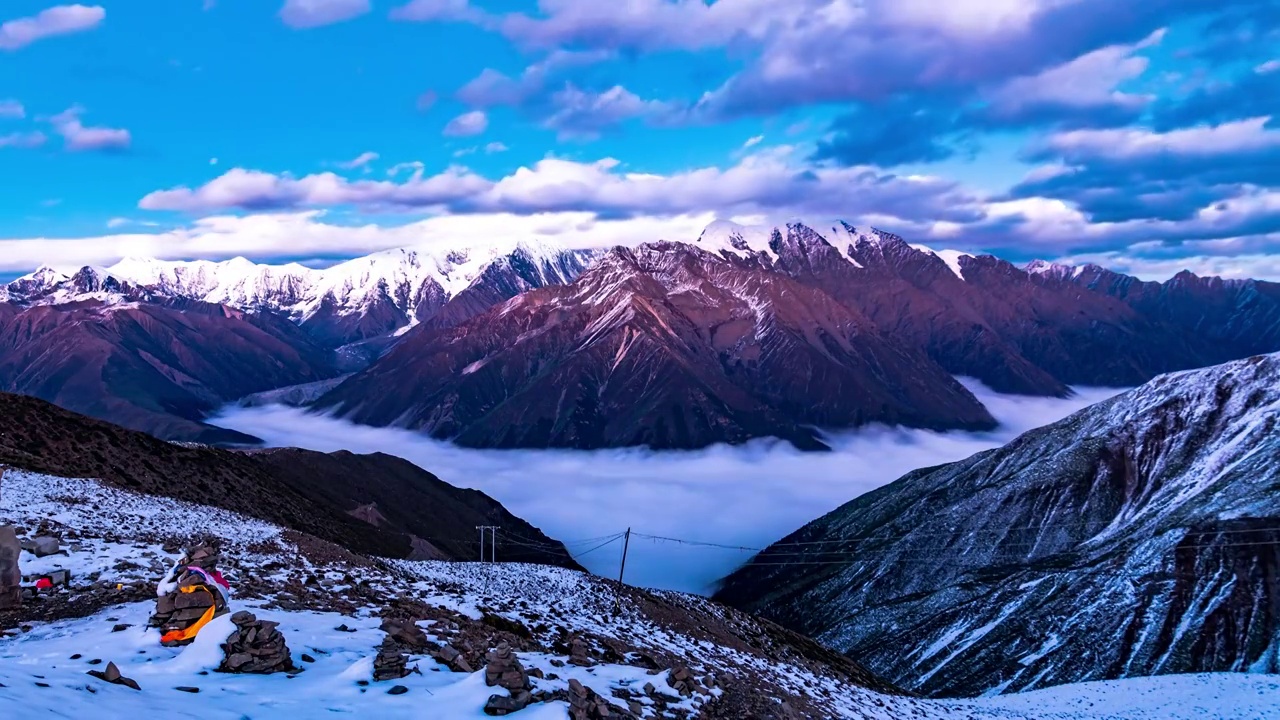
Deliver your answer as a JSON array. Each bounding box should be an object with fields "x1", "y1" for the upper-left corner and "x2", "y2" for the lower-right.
[
  {"x1": 337, "y1": 150, "x2": 379, "y2": 170},
  {"x1": 985, "y1": 32, "x2": 1160, "y2": 121},
  {"x1": 133, "y1": 154, "x2": 977, "y2": 237},
  {"x1": 0, "y1": 100, "x2": 24, "y2": 119},
  {"x1": 743, "y1": 135, "x2": 764, "y2": 148},
  {"x1": 279, "y1": 0, "x2": 370, "y2": 29},
  {"x1": 0, "y1": 131, "x2": 46, "y2": 149},
  {"x1": 443, "y1": 110, "x2": 489, "y2": 136},
  {"x1": 1256, "y1": 59, "x2": 1280, "y2": 75},
  {"x1": 1041, "y1": 116, "x2": 1280, "y2": 159},
  {"x1": 484, "y1": 141, "x2": 509, "y2": 153},
  {"x1": 210, "y1": 381, "x2": 1120, "y2": 593},
  {"x1": 0, "y1": 209, "x2": 715, "y2": 273},
  {"x1": 0, "y1": 4, "x2": 105, "y2": 51},
  {"x1": 45, "y1": 106, "x2": 131, "y2": 152}
]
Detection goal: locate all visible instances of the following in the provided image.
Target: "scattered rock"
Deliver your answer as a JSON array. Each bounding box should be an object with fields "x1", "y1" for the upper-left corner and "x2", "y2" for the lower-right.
[
  {"x1": 380, "y1": 617, "x2": 429, "y2": 651},
  {"x1": 86, "y1": 661, "x2": 141, "y2": 691},
  {"x1": 301, "y1": 653, "x2": 316, "y2": 663},
  {"x1": 111, "y1": 624, "x2": 131, "y2": 633},
  {"x1": 175, "y1": 686, "x2": 200, "y2": 693},
  {"x1": 434, "y1": 643, "x2": 473, "y2": 673},
  {"x1": 25, "y1": 535, "x2": 62, "y2": 558},
  {"x1": 387, "y1": 685, "x2": 409, "y2": 696},
  {"x1": 566, "y1": 678, "x2": 634, "y2": 719}
]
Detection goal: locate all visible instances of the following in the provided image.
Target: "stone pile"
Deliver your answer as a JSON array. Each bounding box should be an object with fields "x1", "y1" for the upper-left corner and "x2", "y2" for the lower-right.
[
  {"x1": 568, "y1": 636, "x2": 595, "y2": 667},
  {"x1": 219, "y1": 611, "x2": 295, "y2": 674},
  {"x1": 0, "y1": 525, "x2": 19, "y2": 611},
  {"x1": 482, "y1": 641, "x2": 532, "y2": 716},
  {"x1": 149, "y1": 545, "x2": 228, "y2": 646},
  {"x1": 666, "y1": 666, "x2": 707, "y2": 697},
  {"x1": 374, "y1": 638, "x2": 410, "y2": 682},
  {"x1": 434, "y1": 643, "x2": 474, "y2": 673}
]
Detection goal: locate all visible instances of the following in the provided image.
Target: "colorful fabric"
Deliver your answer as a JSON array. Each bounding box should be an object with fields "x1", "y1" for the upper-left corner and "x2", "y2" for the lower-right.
[{"x1": 159, "y1": 585, "x2": 217, "y2": 644}]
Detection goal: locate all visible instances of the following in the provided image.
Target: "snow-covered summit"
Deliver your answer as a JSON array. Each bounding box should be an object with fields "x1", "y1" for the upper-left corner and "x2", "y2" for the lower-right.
[
  {"x1": 695, "y1": 219, "x2": 780, "y2": 261},
  {"x1": 4, "y1": 239, "x2": 594, "y2": 344}
]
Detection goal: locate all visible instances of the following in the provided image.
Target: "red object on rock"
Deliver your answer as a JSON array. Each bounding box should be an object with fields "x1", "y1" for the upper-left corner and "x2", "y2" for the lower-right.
[{"x1": 35, "y1": 577, "x2": 52, "y2": 590}]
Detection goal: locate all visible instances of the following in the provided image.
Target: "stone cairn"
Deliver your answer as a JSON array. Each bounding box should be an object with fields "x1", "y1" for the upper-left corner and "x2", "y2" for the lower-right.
[
  {"x1": 374, "y1": 617, "x2": 430, "y2": 682},
  {"x1": 219, "y1": 610, "x2": 295, "y2": 674},
  {"x1": 149, "y1": 545, "x2": 229, "y2": 646},
  {"x1": 0, "y1": 467, "x2": 19, "y2": 611},
  {"x1": 483, "y1": 641, "x2": 533, "y2": 716}
]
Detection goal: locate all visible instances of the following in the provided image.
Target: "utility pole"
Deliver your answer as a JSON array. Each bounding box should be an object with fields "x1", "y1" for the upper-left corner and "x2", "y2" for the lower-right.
[
  {"x1": 613, "y1": 528, "x2": 631, "y2": 615},
  {"x1": 476, "y1": 526, "x2": 498, "y2": 563}
]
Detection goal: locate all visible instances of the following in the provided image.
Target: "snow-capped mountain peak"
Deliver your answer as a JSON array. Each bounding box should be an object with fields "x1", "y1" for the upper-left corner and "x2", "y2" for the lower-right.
[
  {"x1": 7, "y1": 239, "x2": 595, "y2": 346},
  {"x1": 695, "y1": 219, "x2": 780, "y2": 261}
]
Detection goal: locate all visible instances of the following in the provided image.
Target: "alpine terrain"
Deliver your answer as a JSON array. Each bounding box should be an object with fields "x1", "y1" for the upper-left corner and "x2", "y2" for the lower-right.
[
  {"x1": 307, "y1": 221, "x2": 1280, "y2": 450},
  {"x1": 0, "y1": 241, "x2": 593, "y2": 441},
  {"x1": 715, "y1": 353, "x2": 1280, "y2": 698}
]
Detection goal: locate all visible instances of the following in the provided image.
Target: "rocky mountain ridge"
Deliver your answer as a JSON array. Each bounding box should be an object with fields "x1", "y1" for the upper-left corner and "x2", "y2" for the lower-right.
[
  {"x1": 312, "y1": 240, "x2": 998, "y2": 450},
  {"x1": 714, "y1": 352, "x2": 1280, "y2": 697}
]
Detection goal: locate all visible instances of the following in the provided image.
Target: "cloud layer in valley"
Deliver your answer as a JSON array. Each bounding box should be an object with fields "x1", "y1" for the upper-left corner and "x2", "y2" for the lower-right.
[{"x1": 211, "y1": 381, "x2": 1122, "y2": 594}]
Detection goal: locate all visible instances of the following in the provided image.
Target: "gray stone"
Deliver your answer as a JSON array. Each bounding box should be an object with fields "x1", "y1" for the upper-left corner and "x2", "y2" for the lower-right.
[
  {"x1": 29, "y1": 536, "x2": 61, "y2": 558},
  {"x1": 0, "y1": 525, "x2": 19, "y2": 611}
]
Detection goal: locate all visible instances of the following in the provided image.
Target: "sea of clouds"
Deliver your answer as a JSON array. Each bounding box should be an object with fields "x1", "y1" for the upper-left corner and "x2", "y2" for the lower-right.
[{"x1": 211, "y1": 382, "x2": 1123, "y2": 595}]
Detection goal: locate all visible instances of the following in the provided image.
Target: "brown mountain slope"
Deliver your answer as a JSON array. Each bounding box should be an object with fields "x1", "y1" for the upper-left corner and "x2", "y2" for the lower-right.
[
  {"x1": 0, "y1": 392, "x2": 578, "y2": 568},
  {"x1": 314, "y1": 242, "x2": 995, "y2": 450},
  {"x1": 0, "y1": 299, "x2": 340, "y2": 443}
]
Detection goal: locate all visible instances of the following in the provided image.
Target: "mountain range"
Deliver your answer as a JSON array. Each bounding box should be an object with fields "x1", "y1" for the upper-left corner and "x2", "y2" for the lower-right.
[
  {"x1": 0, "y1": 241, "x2": 593, "y2": 442},
  {"x1": 3, "y1": 221, "x2": 1280, "y2": 447},
  {"x1": 714, "y1": 352, "x2": 1280, "y2": 697}
]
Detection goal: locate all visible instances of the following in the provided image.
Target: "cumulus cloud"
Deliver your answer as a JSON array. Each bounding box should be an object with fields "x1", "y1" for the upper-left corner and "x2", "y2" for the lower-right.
[
  {"x1": 0, "y1": 4, "x2": 105, "y2": 51},
  {"x1": 543, "y1": 85, "x2": 676, "y2": 139},
  {"x1": 443, "y1": 109, "x2": 489, "y2": 136},
  {"x1": 279, "y1": 0, "x2": 370, "y2": 29},
  {"x1": 45, "y1": 106, "x2": 130, "y2": 152},
  {"x1": 981, "y1": 31, "x2": 1161, "y2": 127},
  {"x1": 484, "y1": 141, "x2": 509, "y2": 153},
  {"x1": 134, "y1": 153, "x2": 983, "y2": 233},
  {"x1": 210, "y1": 381, "x2": 1122, "y2": 593}
]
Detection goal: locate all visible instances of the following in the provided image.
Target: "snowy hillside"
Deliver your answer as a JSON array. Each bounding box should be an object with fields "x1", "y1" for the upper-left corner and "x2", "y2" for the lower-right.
[
  {"x1": 717, "y1": 353, "x2": 1280, "y2": 698},
  {"x1": 3, "y1": 469, "x2": 1277, "y2": 719}
]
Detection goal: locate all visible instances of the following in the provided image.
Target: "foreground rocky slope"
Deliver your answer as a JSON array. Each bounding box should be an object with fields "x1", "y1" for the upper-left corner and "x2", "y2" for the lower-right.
[
  {"x1": 4, "y1": 469, "x2": 1274, "y2": 719},
  {"x1": 314, "y1": 242, "x2": 996, "y2": 450},
  {"x1": 0, "y1": 393, "x2": 575, "y2": 566},
  {"x1": 716, "y1": 353, "x2": 1280, "y2": 697}
]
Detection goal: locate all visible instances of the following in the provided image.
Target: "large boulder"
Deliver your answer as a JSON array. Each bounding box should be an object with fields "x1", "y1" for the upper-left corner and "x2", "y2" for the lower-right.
[{"x1": 0, "y1": 525, "x2": 19, "y2": 610}]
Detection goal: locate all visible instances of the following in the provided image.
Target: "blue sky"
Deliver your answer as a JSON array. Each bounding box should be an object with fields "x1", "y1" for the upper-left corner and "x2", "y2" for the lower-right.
[{"x1": 2, "y1": 1, "x2": 1279, "y2": 281}]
